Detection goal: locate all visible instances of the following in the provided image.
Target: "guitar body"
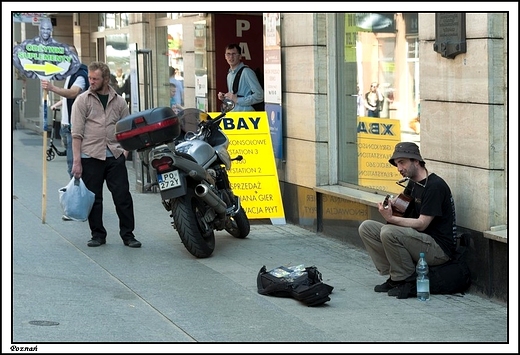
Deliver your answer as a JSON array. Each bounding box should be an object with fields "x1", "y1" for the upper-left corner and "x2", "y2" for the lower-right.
[
  {"x1": 391, "y1": 193, "x2": 413, "y2": 217},
  {"x1": 384, "y1": 193, "x2": 413, "y2": 217}
]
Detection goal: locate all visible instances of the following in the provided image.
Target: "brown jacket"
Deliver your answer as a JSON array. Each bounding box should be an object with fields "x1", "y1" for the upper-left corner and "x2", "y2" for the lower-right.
[{"x1": 71, "y1": 86, "x2": 129, "y2": 160}]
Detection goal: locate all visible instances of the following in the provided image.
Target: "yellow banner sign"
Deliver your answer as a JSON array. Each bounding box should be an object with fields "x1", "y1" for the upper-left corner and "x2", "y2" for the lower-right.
[{"x1": 211, "y1": 111, "x2": 286, "y2": 223}]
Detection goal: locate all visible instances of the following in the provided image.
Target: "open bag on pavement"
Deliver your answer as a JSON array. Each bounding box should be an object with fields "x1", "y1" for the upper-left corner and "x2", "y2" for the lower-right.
[{"x1": 257, "y1": 265, "x2": 334, "y2": 306}]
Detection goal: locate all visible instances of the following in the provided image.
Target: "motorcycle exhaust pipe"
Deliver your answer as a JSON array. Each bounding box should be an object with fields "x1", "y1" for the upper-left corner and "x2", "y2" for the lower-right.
[{"x1": 195, "y1": 183, "x2": 227, "y2": 215}]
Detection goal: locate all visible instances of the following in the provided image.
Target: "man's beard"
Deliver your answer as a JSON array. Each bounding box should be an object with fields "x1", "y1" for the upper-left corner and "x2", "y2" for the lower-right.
[{"x1": 93, "y1": 84, "x2": 107, "y2": 94}]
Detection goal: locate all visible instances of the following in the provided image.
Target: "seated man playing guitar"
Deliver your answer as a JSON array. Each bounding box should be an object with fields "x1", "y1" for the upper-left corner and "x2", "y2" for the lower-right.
[{"x1": 358, "y1": 142, "x2": 457, "y2": 298}]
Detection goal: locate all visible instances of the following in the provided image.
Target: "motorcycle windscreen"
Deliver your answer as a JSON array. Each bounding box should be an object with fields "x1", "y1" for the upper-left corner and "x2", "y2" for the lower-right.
[{"x1": 177, "y1": 108, "x2": 210, "y2": 133}]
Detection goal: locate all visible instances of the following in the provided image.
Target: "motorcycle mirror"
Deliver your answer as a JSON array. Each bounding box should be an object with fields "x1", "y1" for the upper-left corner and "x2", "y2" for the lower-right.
[{"x1": 221, "y1": 99, "x2": 235, "y2": 113}]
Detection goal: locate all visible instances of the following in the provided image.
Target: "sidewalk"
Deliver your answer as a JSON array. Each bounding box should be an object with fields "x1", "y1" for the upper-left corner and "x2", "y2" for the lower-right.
[{"x1": 6, "y1": 128, "x2": 514, "y2": 353}]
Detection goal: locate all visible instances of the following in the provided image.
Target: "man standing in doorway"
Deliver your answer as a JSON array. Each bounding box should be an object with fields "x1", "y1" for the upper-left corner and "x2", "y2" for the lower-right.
[{"x1": 217, "y1": 43, "x2": 263, "y2": 112}]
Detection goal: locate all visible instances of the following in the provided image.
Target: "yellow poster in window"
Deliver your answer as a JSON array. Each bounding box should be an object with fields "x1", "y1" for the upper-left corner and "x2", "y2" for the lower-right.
[{"x1": 357, "y1": 116, "x2": 402, "y2": 194}]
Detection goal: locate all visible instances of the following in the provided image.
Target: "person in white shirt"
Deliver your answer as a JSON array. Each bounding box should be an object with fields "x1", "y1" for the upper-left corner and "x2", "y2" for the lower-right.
[
  {"x1": 364, "y1": 82, "x2": 384, "y2": 117},
  {"x1": 41, "y1": 45, "x2": 88, "y2": 178}
]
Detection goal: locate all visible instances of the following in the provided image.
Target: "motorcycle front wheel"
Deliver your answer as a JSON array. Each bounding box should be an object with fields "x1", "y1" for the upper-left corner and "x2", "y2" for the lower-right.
[
  {"x1": 224, "y1": 193, "x2": 250, "y2": 239},
  {"x1": 225, "y1": 207, "x2": 250, "y2": 239},
  {"x1": 171, "y1": 189, "x2": 215, "y2": 258}
]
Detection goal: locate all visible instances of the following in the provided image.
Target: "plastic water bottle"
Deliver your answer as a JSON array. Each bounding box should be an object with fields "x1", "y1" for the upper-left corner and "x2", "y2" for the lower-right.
[{"x1": 416, "y1": 252, "x2": 430, "y2": 301}]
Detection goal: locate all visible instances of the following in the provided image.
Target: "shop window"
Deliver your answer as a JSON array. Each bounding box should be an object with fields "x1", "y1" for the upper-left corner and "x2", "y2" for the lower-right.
[
  {"x1": 98, "y1": 13, "x2": 129, "y2": 30},
  {"x1": 106, "y1": 34, "x2": 130, "y2": 106},
  {"x1": 337, "y1": 13, "x2": 420, "y2": 195},
  {"x1": 155, "y1": 24, "x2": 184, "y2": 110},
  {"x1": 155, "y1": 13, "x2": 182, "y2": 20},
  {"x1": 120, "y1": 13, "x2": 129, "y2": 27}
]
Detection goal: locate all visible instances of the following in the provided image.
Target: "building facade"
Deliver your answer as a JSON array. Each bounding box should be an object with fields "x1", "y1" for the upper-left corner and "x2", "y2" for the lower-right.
[{"x1": 12, "y1": 12, "x2": 509, "y2": 302}]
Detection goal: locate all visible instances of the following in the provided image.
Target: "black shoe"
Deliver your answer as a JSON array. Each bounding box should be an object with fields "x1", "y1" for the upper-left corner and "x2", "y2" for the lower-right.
[
  {"x1": 374, "y1": 278, "x2": 402, "y2": 292},
  {"x1": 87, "y1": 239, "x2": 106, "y2": 247},
  {"x1": 388, "y1": 281, "x2": 416, "y2": 299},
  {"x1": 123, "y1": 238, "x2": 141, "y2": 248}
]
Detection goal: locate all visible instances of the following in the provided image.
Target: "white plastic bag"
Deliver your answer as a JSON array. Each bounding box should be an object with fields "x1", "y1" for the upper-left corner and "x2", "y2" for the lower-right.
[{"x1": 59, "y1": 177, "x2": 95, "y2": 222}]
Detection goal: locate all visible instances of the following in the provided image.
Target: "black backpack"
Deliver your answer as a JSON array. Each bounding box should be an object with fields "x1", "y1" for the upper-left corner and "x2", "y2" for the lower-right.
[
  {"x1": 257, "y1": 265, "x2": 334, "y2": 306},
  {"x1": 65, "y1": 63, "x2": 89, "y2": 122},
  {"x1": 428, "y1": 233, "x2": 472, "y2": 294},
  {"x1": 232, "y1": 65, "x2": 264, "y2": 111},
  {"x1": 396, "y1": 233, "x2": 472, "y2": 299}
]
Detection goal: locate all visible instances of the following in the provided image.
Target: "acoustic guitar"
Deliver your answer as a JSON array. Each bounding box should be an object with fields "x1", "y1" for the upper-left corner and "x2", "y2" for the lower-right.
[
  {"x1": 383, "y1": 177, "x2": 426, "y2": 217},
  {"x1": 383, "y1": 192, "x2": 412, "y2": 217}
]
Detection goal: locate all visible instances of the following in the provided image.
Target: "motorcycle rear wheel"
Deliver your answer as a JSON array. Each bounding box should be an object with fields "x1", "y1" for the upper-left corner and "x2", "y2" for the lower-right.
[{"x1": 171, "y1": 190, "x2": 215, "y2": 258}]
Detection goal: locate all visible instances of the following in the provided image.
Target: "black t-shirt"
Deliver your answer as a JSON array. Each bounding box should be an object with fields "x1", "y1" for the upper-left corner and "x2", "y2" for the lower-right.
[
  {"x1": 406, "y1": 173, "x2": 457, "y2": 258},
  {"x1": 96, "y1": 93, "x2": 109, "y2": 110}
]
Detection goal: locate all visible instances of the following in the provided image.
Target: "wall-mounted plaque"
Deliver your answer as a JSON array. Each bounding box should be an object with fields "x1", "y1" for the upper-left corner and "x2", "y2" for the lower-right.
[{"x1": 433, "y1": 13, "x2": 467, "y2": 59}]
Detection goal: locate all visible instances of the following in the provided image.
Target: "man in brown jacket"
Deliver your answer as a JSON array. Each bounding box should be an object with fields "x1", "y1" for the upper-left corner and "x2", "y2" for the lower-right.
[{"x1": 71, "y1": 61, "x2": 141, "y2": 248}]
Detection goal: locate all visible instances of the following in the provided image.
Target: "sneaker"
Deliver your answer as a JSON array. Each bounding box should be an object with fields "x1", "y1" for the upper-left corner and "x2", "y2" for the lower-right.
[
  {"x1": 62, "y1": 215, "x2": 73, "y2": 221},
  {"x1": 374, "y1": 278, "x2": 402, "y2": 292}
]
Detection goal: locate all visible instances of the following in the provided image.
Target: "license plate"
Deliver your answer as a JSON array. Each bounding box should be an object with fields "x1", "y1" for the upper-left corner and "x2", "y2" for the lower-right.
[{"x1": 157, "y1": 170, "x2": 181, "y2": 191}]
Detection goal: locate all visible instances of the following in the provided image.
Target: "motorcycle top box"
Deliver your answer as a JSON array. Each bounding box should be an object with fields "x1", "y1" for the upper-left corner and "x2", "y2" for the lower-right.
[{"x1": 115, "y1": 107, "x2": 181, "y2": 151}]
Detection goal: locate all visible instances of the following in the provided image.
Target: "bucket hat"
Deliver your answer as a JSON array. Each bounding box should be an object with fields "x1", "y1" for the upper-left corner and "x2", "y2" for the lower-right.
[{"x1": 388, "y1": 142, "x2": 424, "y2": 166}]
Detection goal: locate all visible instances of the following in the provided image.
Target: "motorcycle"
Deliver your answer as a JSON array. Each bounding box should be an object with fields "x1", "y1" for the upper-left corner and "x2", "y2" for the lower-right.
[{"x1": 115, "y1": 99, "x2": 250, "y2": 258}]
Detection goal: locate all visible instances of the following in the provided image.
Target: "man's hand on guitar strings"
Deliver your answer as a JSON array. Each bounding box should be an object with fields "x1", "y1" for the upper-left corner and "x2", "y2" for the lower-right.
[
  {"x1": 383, "y1": 194, "x2": 394, "y2": 209},
  {"x1": 379, "y1": 197, "x2": 394, "y2": 221}
]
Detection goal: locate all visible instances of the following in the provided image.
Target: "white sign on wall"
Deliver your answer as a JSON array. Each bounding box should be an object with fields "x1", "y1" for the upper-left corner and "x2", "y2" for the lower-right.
[{"x1": 195, "y1": 74, "x2": 208, "y2": 97}]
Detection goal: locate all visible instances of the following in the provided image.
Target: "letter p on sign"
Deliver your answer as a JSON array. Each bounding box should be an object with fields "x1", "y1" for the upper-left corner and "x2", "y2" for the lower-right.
[{"x1": 236, "y1": 20, "x2": 250, "y2": 37}]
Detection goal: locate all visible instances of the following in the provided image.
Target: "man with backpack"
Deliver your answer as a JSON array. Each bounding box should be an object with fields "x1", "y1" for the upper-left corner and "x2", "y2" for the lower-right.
[
  {"x1": 218, "y1": 43, "x2": 264, "y2": 112},
  {"x1": 41, "y1": 45, "x2": 88, "y2": 180}
]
